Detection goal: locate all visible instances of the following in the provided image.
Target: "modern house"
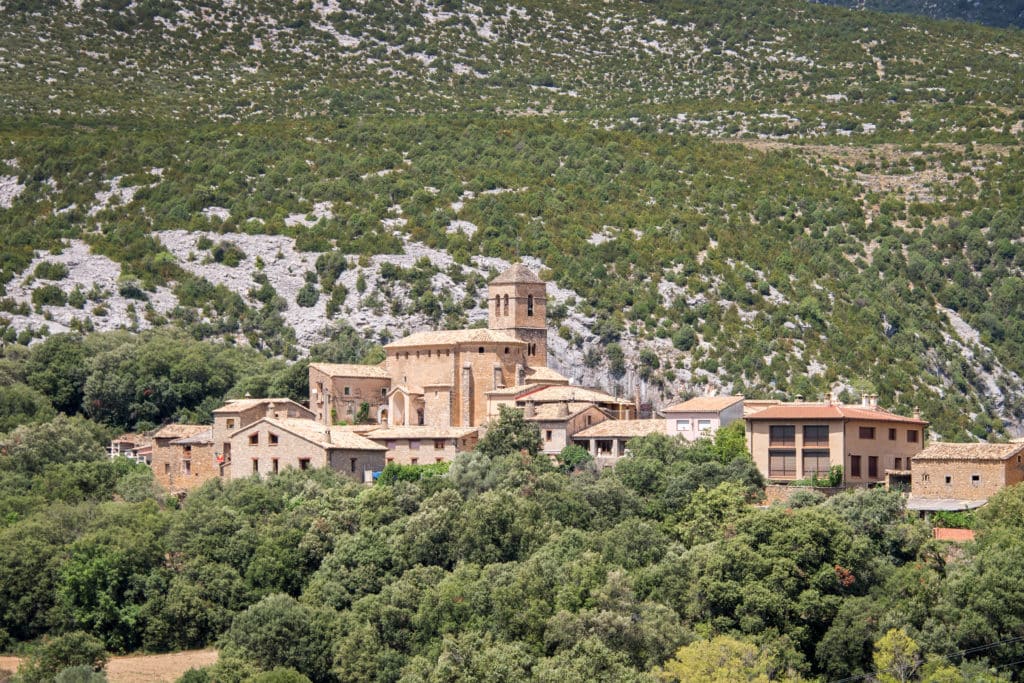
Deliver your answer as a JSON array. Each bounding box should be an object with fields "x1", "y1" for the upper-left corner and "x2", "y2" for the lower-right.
[
  {"x1": 907, "y1": 442, "x2": 1024, "y2": 511},
  {"x1": 744, "y1": 394, "x2": 927, "y2": 484},
  {"x1": 661, "y1": 395, "x2": 744, "y2": 441}
]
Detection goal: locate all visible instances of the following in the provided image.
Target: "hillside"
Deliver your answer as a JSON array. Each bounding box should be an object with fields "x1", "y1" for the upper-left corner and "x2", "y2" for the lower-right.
[
  {"x1": 811, "y1": 0, "x2": 1024, "y2": 29},
  {"x1": 1, "y1": 0, "x2": 1023, "y2": 438}
]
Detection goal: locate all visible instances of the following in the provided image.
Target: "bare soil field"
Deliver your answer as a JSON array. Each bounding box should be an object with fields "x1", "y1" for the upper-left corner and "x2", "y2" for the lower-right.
[{"x1": 0, "y1": 649, "x2": 218, "y2": 683}]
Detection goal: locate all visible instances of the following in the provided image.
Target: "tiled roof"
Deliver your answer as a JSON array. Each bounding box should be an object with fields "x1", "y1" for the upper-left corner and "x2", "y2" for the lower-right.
[
  {"x1": 170, "y1": 428, "x2": 214, "y2": 445},
  {"x1": 913, "y1": 442, "x2": 1024, "y2": 462},
  {"x1": 745, "y1": 403, "x2": 928, "y2": 425},
  {"x1": 524, "y1": 366, "x2": 569, "y2": 384},
  {"x1": 525, "y1": 402, "x2": 603, "y2": 421},
  {"x1": 490, "y1": 263, "x2": 544, "y2": 285},
  {"x1": 574, "y1": 419, "x2": 666, "y2": 439},
  {"x1": 485, "y1": 384, "x2": 534, "y2": 397},
  {"x1": 385, "y1": 328, "x2": 525, "y2": 349},
  {"x1": 662, "y1": 395, "x2": 744, "y2": 413},
  {"x1": 523, "y1": 384, "x2": 634, "y2": 406},
  {"x1": 233, "y1": 417, "x2": 386, "y2": 451},
  {"x1": 309, "y1": 362, "x2": 389, "y2": 379},
  {"x1": 153, "y1": 423, "x2": 212, "y2": 439},
  {"x1": 213, "y1": 397, "x2": 308, "y2": 413},
  {"x1": 364, "y1": 425, "x2": 479, "y2": 440}
]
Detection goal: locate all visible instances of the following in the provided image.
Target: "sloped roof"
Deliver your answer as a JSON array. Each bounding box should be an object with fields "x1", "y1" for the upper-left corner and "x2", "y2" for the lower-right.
[
  {"x1": 524, "y1": 366, "x2": 569, "y2": 384},
  {"x1": 385, "y1": 328, "x2": 524, "y2": 349},
  {"x1": 525, "y1": 402, "x2": 606, "y2": 422},
  {"x1": 745, "y1": 403, "x2": 927, "y2": 425},
  {"x1": 170, "y1": 428, "x2": 214, "y2": 445},
  {"x1": 523, "y1": 384, "x2": 634, "y2": 406},
  {"x1": 663, "y1": 395, "x2": 744, "y2": 413},
  {"x1": 913, "y1": 442, "x2": 1024, "y2": 462},
  {"x1": 574, "y1": 419, "x2": 666, "y2": 439},
  {"x1": 153, "y1": 423, "x2": 211, "y2": 440},
  {"x1": 364, "y1": 425, "x2": 479, "y2": 440},
  {"x1": 231, "y1": 417, "x2": 386, "y2": 451},
  {"x1": 490, "y1": 263, "x2": 544, "y2": 285},
  {"x1": 213, "y1": 397, "x2": 310, "y2": 414},
  {"x1": 309, "y1": 362, "x2": 389, "y2": 379}
]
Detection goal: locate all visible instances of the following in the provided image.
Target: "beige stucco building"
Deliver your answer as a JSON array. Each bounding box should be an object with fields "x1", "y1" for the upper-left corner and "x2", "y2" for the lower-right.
[
  {"x1": 745, "y1": 395, "x2": 927, "y2": 484},
  {"x1": 662, "y1": 395, "x2": 744, "y2": 441},
  {"x1": 907, "y1": 442, "x2": 1024, "y2": 511}
]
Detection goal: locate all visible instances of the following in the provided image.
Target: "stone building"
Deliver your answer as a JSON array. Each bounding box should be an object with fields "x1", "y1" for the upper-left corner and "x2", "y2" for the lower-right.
[
  {"x1": 744, "y1": 394, "x2": 927, "y2": 484},
  {"x1": 150, "y1": 424, "x2": 215, "y2": 492},
  {"x1": 367, "y1": 425, "x2": 480, "y2": 466},
  {"x1": 573, "y1": 419, "x2": 667, "y2": 467},
  {"x1": 309, "y1": 362, "x2": 390, "y2": 425},
  {"x1": 907, "y1": 442, "x2": 1024, "y2": 512}
]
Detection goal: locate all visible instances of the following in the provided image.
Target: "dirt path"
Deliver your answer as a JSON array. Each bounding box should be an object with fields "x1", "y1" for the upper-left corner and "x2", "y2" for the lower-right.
[{"x1": 0, "y1": 649, "x2": 218, "y2": 683}]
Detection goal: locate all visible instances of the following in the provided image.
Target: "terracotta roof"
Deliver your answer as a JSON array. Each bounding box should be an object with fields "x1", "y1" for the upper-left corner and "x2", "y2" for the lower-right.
[
  {"x1": 744, "y1": 403, "x2": 928, "y2": 425},
  {"x1": 523, "y1": 384, "x2": 634, "y2": 406},
  {"x1": 231, "y1": 417, "x2": 386, "y2": 451},
  {"x1": 490, "y1": 263, "x2": 544, "y2": 285},
  {"x1": 365, "y1": 425, "x2": 479, "y2": 440},
  {"x1": 309, "y1": 362, "x2": 389, "y2": 379},
  {"x1": 743, "y1": 399, "x2": 782, "y2": 416},
  {"x1": 170, "y1": 428, "x2": 214, "y2": 445},
  {"x1": 933, "y1": 528, "x2": 976, "y2": 542},
  {"x1": 913, "y1": 442, "x2": 1024, "y2": 462},
  {"x1": 385, "y1": 328, "x2": 525, "y2": 349},
  {"x1": 574, "y1": 419, "x2": 666, "y2": 439},
  {"x1": 525, "y1": 402, "x2": 603, "y2": 421},
  {"x1": 663, "y1": 395, "x2": 744, "y2": 413},
  {"x1": 213, "y1": 397, "x2": 309, "y2": 413},
  {"x1": 153, "y1": 424, "x2": 212, "y2": 439},
  {"x1": 524, "y1": 366, "x2": 569, "y2": 384}
]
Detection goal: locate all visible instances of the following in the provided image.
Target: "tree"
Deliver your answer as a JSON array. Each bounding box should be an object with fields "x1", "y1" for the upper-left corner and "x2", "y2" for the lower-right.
[
  {"x1": 655, "y1": 635, "x2": 802, "y2": 682},
  {"x1": 16, "y1": 631, "x2": 108, "y2": 683},
  {"x1": 872, "y1": 628, "x2": 921, "y2": 683},
  {"x1": 0, "y1": 382, "x2": 55, "y2": 432},
  {"x1": 557, "y1": 444, "x2": 592, "y2": 474},
  {"x1": 477, "y1": 405, "x2": 543, "y2": 459},
  {"x1": 25, "y1": 333, "x2": 90, "y2": 415}
]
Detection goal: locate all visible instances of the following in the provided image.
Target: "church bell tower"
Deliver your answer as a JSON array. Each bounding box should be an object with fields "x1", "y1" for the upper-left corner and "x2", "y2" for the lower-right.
[{"x1": 487, "y1": 264, "x2": 548, "y2": 367}]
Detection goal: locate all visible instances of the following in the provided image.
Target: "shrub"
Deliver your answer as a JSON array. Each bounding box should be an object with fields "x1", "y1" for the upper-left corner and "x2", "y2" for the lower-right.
[
  {"x1": 295, "y1": 283, "x2": 319, "y2": 308},
  {"x1": 32, "y1": 284, "x2": 66, "y2": 307},
  {"x1": 34, "y1": 261, "x2": 69, "y2": 281}
]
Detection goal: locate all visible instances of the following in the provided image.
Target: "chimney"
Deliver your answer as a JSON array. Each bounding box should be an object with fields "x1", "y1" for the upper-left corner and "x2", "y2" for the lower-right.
[
  {"x1": 794, "y1": 394, "x2": 804, "y2": 403},
  {"x1": 324, "y1": 428, "x2": 332, "y2": 444},
  {"x1": 870, "y1": 393, "x2": 878, "y2": 408},
  {"x1": 913, "y1": 406, "x2": 921, "y2": 420},
  {"x1": 558, "y1": 401, "x2": 569, "y2": 417},
  {"x1": 266, "y1": 401, "x2": 276, "y2": 418},
  {"x1": 824, "y1": 391, "x2": 832, "y2": 406},
  {"x1": 861, "y1": 393, "x2": 871, "y2": 408},
  {"x1": 524, "y1": 401, "x2": 536, "y2": 418}
]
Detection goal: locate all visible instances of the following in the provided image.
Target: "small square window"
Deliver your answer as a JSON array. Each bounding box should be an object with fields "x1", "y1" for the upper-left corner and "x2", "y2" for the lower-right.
[
  {"x1": 907, "y1": 430, "x2": 919, "y2": 443},
  {"x1": 676, "y1": 420, "x2": 690, "y2": 432},
  {"x1": 269, "y1": 433, "x2": 279, "y2": 446},
  {"x1": 411, "y1": 458, "x2": 418, "y2": 465},
  {"x1": 344, "y1": 386, "x2": 351, "y2": 396},
  {"x1": 945, "y1": 475, "x2": 952, "y2": 485},
  {"x1": 434, "y1": 439, "x2": 446, "y2": 450},
  {"x1": 888, "y1": 428, "x2": 896, "y2": 441},
  {"x1": 299, "y1": 458, "x2": 310, "y2": 471},
  {"x1": 545, "y1": 430, "x2": 552, "y2": 441},
  {"x1": 697, "y1": 419, "x2": 712, "y2": 431},
  {"x1": 859, "y1": 426, "x2": 876, "y2": 440},
  {"x1": 971, "y1": 474, "x2": 980, "y2": 486},
  {"x1": 226, "y1": 419, "x2": 235, "y2": 429},
  {"x1": 249, "y1": 433, "x2": 259, "y2": 446}
]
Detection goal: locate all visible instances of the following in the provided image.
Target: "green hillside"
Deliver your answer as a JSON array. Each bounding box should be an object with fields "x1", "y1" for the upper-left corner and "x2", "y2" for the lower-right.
[
  {"x1": 1, "y1": 0, "x2": 1023, "y2": 438},
  {"x1": 811, "y1": 0, "x2": 1024, "y2": 29}
]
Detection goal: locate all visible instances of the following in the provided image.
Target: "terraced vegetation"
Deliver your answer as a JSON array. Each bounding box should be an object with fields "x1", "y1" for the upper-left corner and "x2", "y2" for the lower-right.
[{"x1": 1, "y1": 0, "x2": 1023, "y2": 438}]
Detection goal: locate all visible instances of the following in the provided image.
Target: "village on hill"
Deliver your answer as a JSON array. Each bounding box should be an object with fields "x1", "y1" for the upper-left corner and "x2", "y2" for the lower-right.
[{"x1": 109, "y1": 264, "x2": 1021, "y2": 517}]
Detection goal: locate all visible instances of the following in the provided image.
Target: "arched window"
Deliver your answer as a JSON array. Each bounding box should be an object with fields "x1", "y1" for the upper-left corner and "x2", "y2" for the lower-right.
[
  {"x1": 503, "y1": 294, "x2": 509, "y2": 315},
  {"x1": 494, "y1": 294, "x2": 500, "y2": 314},
  {"x1": 527, "y1": 294, "x2": 534, "y2": 316}
]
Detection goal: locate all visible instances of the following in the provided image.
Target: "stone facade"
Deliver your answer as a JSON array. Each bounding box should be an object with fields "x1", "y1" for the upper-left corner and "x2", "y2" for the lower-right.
[
  {"x1": 150, "y1": 424, "x2": 215, "y2": 492},
  {"x1": 308, "y1": 363, "x2": 390, "y2": 425},
  {"x1": 909, "y1": 442, "x2": 1024, "y2": 505},
  {"x1": 369, "y1": 426, "x2": 479, "y2": 466},
  {"x1": 527, "y1": 403, "x2": 609, "y2": 455},
  {"x1": 745, "y1": 399, "x2": 927, "y2": 484}
]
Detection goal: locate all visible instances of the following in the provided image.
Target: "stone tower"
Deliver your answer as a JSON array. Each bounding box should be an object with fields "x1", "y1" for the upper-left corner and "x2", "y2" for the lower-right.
[{"x1": 488, "y1": 263, "x2": 548, "y2": 367}]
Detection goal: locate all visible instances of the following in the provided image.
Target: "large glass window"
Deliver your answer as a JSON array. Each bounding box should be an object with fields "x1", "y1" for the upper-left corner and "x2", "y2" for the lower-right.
[
  {"x1": 768, "y1": 450, "x2": 796, "y2": 477},
  {"x1": 802, "y1": 449, "x2": 831, "y2": 477},
  {"x1": 769, "y1": 425, "x2": 795, "y2": 446},
  {"x1": 803, "y1": 425, "x2": 829, "y2": 447}
]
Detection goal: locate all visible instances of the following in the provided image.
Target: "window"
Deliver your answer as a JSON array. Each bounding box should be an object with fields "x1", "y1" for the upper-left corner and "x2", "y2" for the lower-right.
[
  {"x1": 272, "y1": 458, "x2": 279, "y2": 474},
  {"x1": 769, "y1": 425, "x2": 795, "y2": 446},
  {"x1": 527, "y1": 294, "x2": 534, "y2": 316},
  {"x1": 164, "y1": 463, "x2": 170, "y2": 474},
  {"x1": 804, "y1": 425, "x2": 829, "y2": 447},
  {"x1": 894, "y1": 457, "x2": 902, "y2": 470},
  {"x1": 922, "y1": 473, "x2": 929, "y2": 482},
  {"x1": 252, "y1": 459, "x2": 259, "y2": 474},
  {"x1": 971, "y1": 474, "x2": 980, "y2": 486},
  {"x1": 859, "y1": 426, "x2": 876, "y2": 440},
  {"x1": 226, "y1": 418, "x2": 235, "y2": 429},
  {"x1": 381, "y1": 387, "x2": 388, "y2": 397},
  {"x1": 676, "y1": 420, "x2": 691, "y2": 432},
  {"x1": 802, "y1": 450, "x2": 830, "y2": 477},
  {"x1": 435, "y1": 439, "x2": 446, "y2": 449},
  {"x1": 386, "y1": 457, "x2": 394, "y2": 464},
  {"x1": 850, "y1": 455, "x2": 862, "y2": 478},
  {"x1": 436, "y1": 457, "x2": 444, "y2": 464},
  {"x1": 504, "y1": 346, "x2": 509, "y2": 354},
  {"x1": 545, "y1": 430, "x2": 552, "y2": 441},
  {"x1": 386, "y1": 440, "x2": 396, "y2": 449},
  {"x1": 768, "y1": 450, "x2": 796, "y2": 478},
  {"x1": 269, "y1": 433, "x2": 279, "y2": 446},
  {"x1": 907, "y1": 430, "x2": 919, "y2": 443},
  {"x1": 888, "y1": 428, "x2": 896, "y2": 441},
  {"x1": 183, "y1": 445, "x2": 192, "y2": 454},
  {"x1": 944, "y1": 475, "x2": 952, "y2": 485},
  {"x1": 410, "y1": 440, "x2": 420, "y2": 450},
  {"x1": 299, "y1": 459, "x2": 310, "y2": 471},
  {"x1": 183, "y1": 460, "x2": 192, "y2": 475},
  {"x1": 868, "y1": 456, "x2": 878, "y2": 478},
  {"x1": 478, "y1": 347, "x2": 485, "y2": 354},
  {"x1": 697, "y1": 419, "x2": 712, "y2": 432},
  {"x1": 248, "y1": 433, "x2": 259, "y2": 445},
  {"x1": 494, "y1": 295, "x2": 500, "y2": 314},
  {"x1": 503, "y1": 294, "x2": 509, "y2": 315},
  {"x1": 344, "y1": 386, "x2": 351, "y2": 396},
  {"x1": 350, "y1": 458, "x2": 357, "y2": 473},
  {"x1": 411, "y1": 458, "x2": 418, "y2": 465}
]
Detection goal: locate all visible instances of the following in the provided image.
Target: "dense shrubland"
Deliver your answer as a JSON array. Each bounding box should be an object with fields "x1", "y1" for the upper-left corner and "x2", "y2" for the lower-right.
[{"x1": 1, "y1": 407, "x2": 1023, "y2": 681}]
